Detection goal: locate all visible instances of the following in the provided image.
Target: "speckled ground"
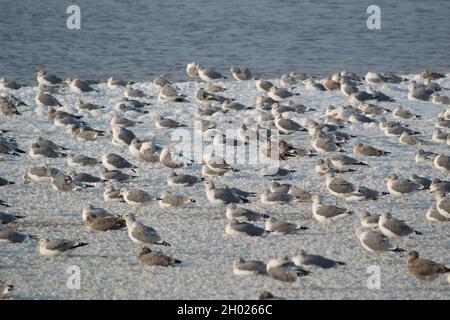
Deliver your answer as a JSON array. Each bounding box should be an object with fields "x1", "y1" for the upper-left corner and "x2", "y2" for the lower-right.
[{"x1": 1, "y1": 74, "x2": 449, "y2": 299}]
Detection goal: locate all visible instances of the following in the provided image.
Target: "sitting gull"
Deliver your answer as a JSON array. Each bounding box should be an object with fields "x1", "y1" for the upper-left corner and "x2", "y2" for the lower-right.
[
  {"x1": 122, "y1": 213, "x2": 170, "y2": 247},
  {"x1": 38, "y1": 238, "x2": 88, "y2": 256},
  {"x1": 407, "y1": 251, "x2": 450, "y2": 281},
  {"x1": 258, "y1": 292, "x2": 285, "y2": 300},
  {"x1": 101, "y1": 169, "x2": 137, "y2": 182},
  {"x1": 329, "y1": 154, "x2": 367, "y2": 172},
  {"x1": 233, "y1": 257, "x2": 267, "y2": 276},
  {"x1": 153, "y1": 75, "x2": 171, "y2": 89},
  {"x1": 256, "y1": 79, "x2": 274, "y2": 92},
  {"x1": 198, "y1": 66, "x2": 227, "y2": 82},
  {"x1": 139, "y1": 247, "x2": 181, "y2": 267},
  {"x1": 225, "y1": 218, "x2": 265, "y2": 237},
  {"x1": 265, "y1": 217, "x2": 308, "y2": 234},
  {"x1": 378, "y1": 212, "x2": 421, "y2": 239},
  {"x1": 311, "y1": 195, "x2": 352, "y2": 230},
  {"x1": 107, "y1": 77, "x2": 134, "y2": 88},
  {"x1": 36, "y1": 70, "x2": 62, "y2": 86},
  {"x1": 385, "y1": 173, "x2": 425, "y2": 199},
  {"x1": 51, "y1": 174, "x2": 82, "y2": 192},
  {"x1": 360, "y1": 212, "x2": 381, "y2": 228},
  {"x1": 355, "y1": 228, "x2": 404, "y2": 257},
  {"x1": 292, "y1": 250, "x2": 345, "y2": 270},
  {"x1": 84, "y1": 212, "x2": 126, "y2": 232},
  {"x1": 435, "y1": 191, "x2": 450, "y2": 219},
  {"x1": 354, "y1": 142, "x2": 390, "y2": 156},
  {"x1": 393, "y1": 106, "x2": 421, "y2": 120},
  {"x1": 0, "y1": 212, "x2": 24, "y2": 224},
  {"x1": 124, "y1": 88, "x2": 147, "y2": 99},
  {"x1": 160, "y1": 148, "x2": 191, "y2": 169},
  {"x1": 225, "y1": 204, "x2": 269, "y2": 221},
  {"x1": 158, "y1": 191, "x2": 195, "y2": 208},
  {"x1": 268, "y1": 86, "x2": 299, "y2": 102},
  {"x1": 65, "y1": 79, "x2": 98, "y2": 94},
  {"x1": 155, "y1": 115, "x2": 186, "y2": 129},
  {"x1": 167, "y1": 171, "x2": 204, "y2": 187},
  {"x1": 261, "y1": 190, "x2": 293, "y2": 205},
  {"x1": 67, "y1": 154, "x2": 99, "y2": 167},
  {"x1": 230, "y1": 67, "x2": 253, "y2": 81},
  {"x1": 0, "y1": 226, "x2": 34, "y2": 243},
  {"x1": 120, "y1": 188, "x2": 160, "y2": 214},
  {"x1": 266, "y1": 256, "x2": 310, "y2": 283},
  {"x1": 103, "y1": 184, "x2": 125, "y2": 202},
  {"x1": 24, "y1": 166, "x2": 60, "y2": 184},
  {"x1": 101, "y1": 153, "x2": 136, "y2": 171},
  {"x1": 425, "y1": 205, "x2": 448, "y2": 224}
]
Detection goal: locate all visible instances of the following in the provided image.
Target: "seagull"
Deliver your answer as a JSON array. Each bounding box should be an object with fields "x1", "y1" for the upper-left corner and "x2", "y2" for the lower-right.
[
  {"x1": 101, "y1": 153, "x2": 136, "y2": 171},
  {"x1": 260, "y1": 190, "x2": 293, "y2": 205},
  {"x1": 311, "y1": 195, "x2": 352, "y2": 230},
  {"x1": 0, "y1": 96, "x2": 21, "y2": 116},
  {"x1": 329, "y1": 154, "x2": 367, "y2": 172},
  {"x1": 140, "y1": 142, "x2": 160, "y2": 164},
  {"x1": 160, "y1": 148, "x2": 191, "y2": 169},
  {"x1": 51, "y1": 174, "x2": 82, "y2": 192},
  {"x1": 186, "y1": 62, "x2": 200, "y2": 78},
  {"x1": 292, "y1": 250, "x2": 345, "y2": 270},
  {"x1": 120, "y1": 188, "x2": 160, "y2": 214},
  {"x1": 273, "y1": 112, "x2": 306, "y2": 135},
  {"x1": 266, "y1": 256, "x2": 310, "y2": 283},
  {"x1": 230, "y1": 67, "x2": 253, "y2": 81},
  {"x1": 23, "y1": 166, "x2": 61, "y2": 184},
  {"x1": 360, "y1": 212, "x2": 381, "y2": 228},
  {"x1": 107, "y1": 77, "x2": 134, "y2": 88},
  {"x1": 35, "y1": 92, "x2": 61, "y2": 106},
  {"x1": 355, "y1": 227, "x2": 404, "y2": 257},
  {"x1": 65, "y1": 79, "x2": 98, "y2": 94},
  {"x1": 67, "y1": 154, "x2": 99, "y2": 167},
  {"x1": 354, "y1": 142, "x2": 390, "y2": 156},
  {"x1": 0, "y1": 226, "x2": 34, "y2": 243},
  {"x1": 103, "y1": 184, "x2": 125, "y2": 202},
  {"x1": 268, "y1": 87, "x2": 299, "y2": 102},
  {"x1": 225, "y1": 218, "x2": 265, "y2": 237},
  {"x1": 124, "y1": 88, "x2": 148, "y2": 99},
  {"x1": 155, "y1": 115, "x2": 186, "y2": 129},
  {"x1": 399, "y1": 132, "x2": 427, "y2": 146},
  {"x1": 84, "y1": 212, "x2": 126, "y2": 232},
  {"x1": 265, "y1": 217, "x2": 308, "y2": 234},
  {"x1": 406, "y1": 251, "x2": 450, "y2": 281},
  {"x1": 158, "y1": 191, "x2": 195, "y2": 208},
  {"x1": 225, "y1": 203, "x2": 269, "y2": 221},
  {"x1": 167, "y1": 171, "x2": 204, "y2": 187},
  {"x1": 0, "y1": 212, "x2": 24, "y2": 224},
  {"x1": 393, "y1": 106, "x2": 421, "y2": 120},
  {"x1": 139, "y1": 247, "x2": 181, "y2": 267},
  {"x1": 233, "y1": 257, "x2": 267, "y2": 276},
  {"x1": 325, "y1": 171, "x2": 356, "y2": 201},
  {"x1": 385, "y1": 173, "x2": 425, "y2": 199},
  {"x1": 256, "y1": 79, "x2": 274, "y2": 92},
  {"x1": 152, "y1": 75, "x2": 171, "y2": 89},
  {"x1": 122, "y1": 213, "x2": 170, "y2": 247},
  {"x1": 378, "y1": 212, "x2": 422, "y2": 239},
  {"x1": 198, "y1": 66, "x2": 227, "y2": 82},
  {"x1": 0, "y1": 78, "x2": 22, "y2": 90},
  {"x1": 36, "y1": 70, "x2": 62, "y2": 86},
  {"x1": 100, "y1": 169, "x2": 136, "y2": 182},
  {"x1": 37, "y1": 238, "x2": 88, "y2": 256}
]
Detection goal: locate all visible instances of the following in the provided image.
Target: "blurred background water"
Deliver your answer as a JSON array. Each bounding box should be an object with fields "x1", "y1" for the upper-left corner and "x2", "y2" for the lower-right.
[{"x1": 0, "y1": 0, "x2": 449, "y2": 83}]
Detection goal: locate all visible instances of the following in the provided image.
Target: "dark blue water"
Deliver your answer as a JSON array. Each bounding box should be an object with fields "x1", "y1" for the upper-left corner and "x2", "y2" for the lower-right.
[{"x1": 1, "y1": 0, "x2": 449, "y2": 82}]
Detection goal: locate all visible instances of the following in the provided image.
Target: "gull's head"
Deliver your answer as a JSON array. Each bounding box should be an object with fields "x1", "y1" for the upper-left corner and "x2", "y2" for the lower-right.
[
  {"x1": 36, "y1": 70, "x2": 46, "y2": 76},
  {"x1": 204, "y1": 180, "x2": 215, "y2": 190},
  {"x1": 406, "y1": 251, "x2": 419, "y2": 261},
  {"x1": 119, "y1": 188, "x2": 129, "y2": 196},
  {"x1": 386, "y1": 173, "x2": 398, "y2": 182},
  {"x1": 37, "y1": 238, "x2": 49, "y2": 246},
  {"x1": 122, "y1": 213, "x2": 136, "y2": 223},
  {"x1": 64, "y1": 79, "x2": 72, "y2": 85}
]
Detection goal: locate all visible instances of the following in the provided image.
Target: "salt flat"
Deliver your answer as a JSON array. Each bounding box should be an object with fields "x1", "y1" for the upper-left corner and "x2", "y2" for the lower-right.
[{"x1": 1, "y1": 73, "x2": 449, "y2": 299}]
